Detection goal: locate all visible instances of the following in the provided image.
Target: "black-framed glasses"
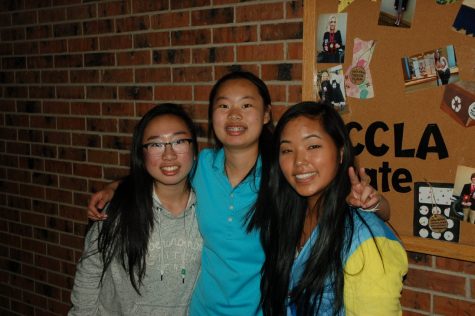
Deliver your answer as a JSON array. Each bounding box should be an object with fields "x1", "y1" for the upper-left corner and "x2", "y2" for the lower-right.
[{"x1": 142, "y1": 138, "x2": 193, "y2": 155}]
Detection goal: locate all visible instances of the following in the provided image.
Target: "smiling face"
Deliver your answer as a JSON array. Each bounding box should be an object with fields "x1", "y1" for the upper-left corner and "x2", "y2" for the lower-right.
[
  {"x1": 279, "y1": 115, "x2": 342, "y2": 207},
  {"x1": 329, "y1": 16, "x2": 337, "y2": 32},
  {"x1": 211, "y1": 78, "x2": 271, "y2": 151},
  {"x1": 142, "y1": 114, "x2": 194, "y2": 190}
]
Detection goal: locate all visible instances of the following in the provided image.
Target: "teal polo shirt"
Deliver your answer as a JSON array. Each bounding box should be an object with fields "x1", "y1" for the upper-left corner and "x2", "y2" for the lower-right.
[{"x1": 190, "y1": 148, "x2": 264, "y2": 315}]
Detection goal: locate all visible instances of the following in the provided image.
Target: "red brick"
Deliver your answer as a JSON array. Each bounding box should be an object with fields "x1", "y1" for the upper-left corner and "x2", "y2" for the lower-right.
[
  {"x1": 171, "y1": 0, "x2": 210, "y2": 9},
  {"x1": 261, "y1": 22, "x2": 302, "y2": 41},
  {"x1": 101, "y1": 68, "x2": 133, "y2": 83},
  {"x1": 53, "y1": 22, "x2": 81, "y2": 38},
  {"x1": 288, "y1": 42, "x2": 303, "y2": 59},
  {"x1": 84, "y1": 52, "x2": 115, "y2": 67},
  {"x1": 23, "y1": 291, "x2": 47, "y2": 309},
  {"x1": 99, "y1": 34, "x2": 133, "y2": 50},
  {"x1": 44, "y1": 159, "x2": 72, "y2": 175},
  {"x1": 38, "y1": 7, "x2": 67, "y2": 23},
  {"x1": 47, "y1": 271, "x2": 73, "y2": 289},
  {"x1": 28, "y1": 55, "x2": 53, "y2": 69},
  {"x1": 237, "y1": 43, "x2": 284, "y2": 61},
  {"x1": 2, "y1": 56, "x2": 26, "y2": 69},
  {"x1": 154, "y1": 85, "x2": 193, "y2": 100},
  {"x1": 83, "y1": 19, "x2": 114, "y2": 35},
  {"x1": 192, "y1": 46, "x2": 234, "y2": 63},
  {"x1": 117, "y1": 50, "x2": 151, "y2": 66},
  {"x1": 72, "y1": 163, "x2": 102, "y2": 178},
  {"x1": 70, "y1": 102, "x2": 101, "y2": 115},
  {"x1": 268, "y1": 84, "x2": 287, "y2": 103},
  {"x1": 20, "y1": 184, "x2": 45, "y2": 199},
  {"x1": 86, "y1": 86, "x2": 117, "y2": 99},
  {"x1": 45, "y1": 188, "x2": 73, "y2": 204},
  {"x1": 152, "y1": 48, "x2": 190, "y2": 64},
  {"x1": 35, "y1": 282, "x2": 61, "y2": 300},
  {"x1": 173, "y1": 66, "x2": 212, "y2": 82},
  {"x1": 10, "y1": 274, "x2": 34, "y2": 291},
  {"x1": 193, "y1": 85, "x2": 212, "y2": 102},
  {"x1": 102, "y1": 135, "x2": 132, "y2": 150},
  {"x1": 32, "y1": 200, "x2": 58, "y2": 216},
  {"x1": 98, "y1": 0, "x2": 131, "y2": 17},
  {"x1": 54, "y1": 54, "x2": 83, "y2": 68},
  {"x1": 66, "y1": 3, "x2": 96, "y2": 20},
  {"x1": 286, "y1": 0, "x2": 303, "y2": 19},
  {"x1": 71, "y1": 133, "x2": 101, "y2": 148},
  {"x1": 59, "y1": 205, "x2": 87, "y2": 222},
  {"x1": 118, "y1": 86, "x2": 153, "y2": 100},
  {"x1": 16, "y1": 70, "x2": 40, "y2": 84},
  {"x1": 134, "y1": 32, "x2": 169, "y2": 48},
  {"x1": 68, "y1": 37, "x2": 98, "y2": 52},
  {"x1": 7, "y1": 169, "x2": 31, "y2": 183},
  {"x1": 288, "y1": 85, "x2": 302, "y2": 104},
  {"x1": 1, "y1": 27, "x2": 25, "y2": 41},
  {"x1": 35, "y1": 254, "x2": 60, "y2": 271},
  {"x1": 26, "y1": 25, "x2": 51, "y2": 40},
  {"x1": 404, "y1": 268, "x2": 465, "y2": 295},
  {"x1": 407, "y1": 252, "x2": 432, "y2": 267},
  {"x1": 434, "y1": 295, "x2": 475, "y2": 315},
  {"x1": 29, "y1": 86, "x2": 55, "y2": 99},
  {"x1": 135, "y1": 67, "x2": 171, "y2": 83},
  {"x1": 44, "y1": 131, "x2": 71, "y2": 145},
  {"x1": 132, "y1": 0, "x2": 168, "y2": 13},
  {"x1": 102, "y1": 102, "x2": 135, "y2": 116},
  {"x1": 59, "y1": 233, "x2": 83, "y2": 249},
  {"x1": 30, "y1": 115, "x2": 57, "y2": 129},
  {"x1": 39, "y1": 39, "x2": 67, "y2": 54},
  {"x1": 213, "y1": 25, "x2": 257, "y2": 44},
  {"x1": 435, "y1": 256, "x2": 475, "y2": 274},
  {"x1": 70, "y1": 69, "x2": 99, "y2": 83},
  {"x1": 236, "y1": 3, "x2": 283, "y2": 22},
  {"x1": 10, "y1": 248, "x2": 33, "y2": 264},
  {"x1": 261, "y1": 63, "x2": 301, "y2": 81},
  {"x1": 118, "y1": 118, "x2": 138, "y2": 134},
  {"x1": 23, "y1": 264, "x2": 48, "y2": 282},
  {"x1": 58, "y1": 147, "x2": 87, "y2": 162},
  {"x1": 11, "y1": 299, "x2": 35, "y2": 315},
  {"x1": 11, "y1": 11, "x2": 36, "y2": 25},
  {"x1": 191, "y1": 7, "x2": 233, "y2": 26},
  {"x1": 116, "y1": 15, "x2": 150, "y2": 32},
  {"x1": 400, "y1": 288, "x2": 431, "y2": 312},
  {"x1": 103, "y1": 166, "x2": 129, "y2": 180},
  {"x1": 151, "y1": 11, "x2": 189, "y2": 29},
  {"x1": 87, "y1": 149, "x2": 119, "y2": 164},
  {"x1": 14, "y1": 41, "x2": 39, "y2": 55},
  {"x1": 86, "y1": 118, "x2": 117, "y2": 132},
  {"x1": 22, "y1": 238, "x2": 46, "y2": 254},
  {"x1": 47, "y1": 299, "x2": 70, "y2": 315},
  {"x1": 171, "y1": 29, "x2": 211, "y2": 46}
]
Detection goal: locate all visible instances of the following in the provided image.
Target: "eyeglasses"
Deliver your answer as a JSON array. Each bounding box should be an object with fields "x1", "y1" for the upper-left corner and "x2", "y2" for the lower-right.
[{"x1": 142, "y1": 138, "x2": 193, "y2": 155}]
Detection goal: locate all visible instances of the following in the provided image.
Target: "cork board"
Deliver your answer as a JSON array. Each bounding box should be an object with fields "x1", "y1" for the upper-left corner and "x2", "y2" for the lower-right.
[{"x1": 303, "y1": 0, "x2": 475, "y2": 261}]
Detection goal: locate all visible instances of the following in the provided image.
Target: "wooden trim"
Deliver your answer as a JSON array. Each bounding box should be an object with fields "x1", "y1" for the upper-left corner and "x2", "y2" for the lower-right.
[{"x1": 401, "y1": 236, "x2": 475, "y2": 262}]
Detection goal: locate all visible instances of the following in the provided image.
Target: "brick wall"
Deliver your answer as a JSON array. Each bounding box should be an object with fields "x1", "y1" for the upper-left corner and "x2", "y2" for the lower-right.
[{"x1": 0, "y1": 1, "x2": 473, "y2": 315}]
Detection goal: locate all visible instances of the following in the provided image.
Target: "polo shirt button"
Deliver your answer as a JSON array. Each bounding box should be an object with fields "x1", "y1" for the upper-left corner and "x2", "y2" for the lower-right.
[
  {"x1": 228, "y1": 216, "x2": 233, "y2": 222},
  {"x1": 229, "y1": 205, "x2": 234, "y2": 210},
  {"x1": 230, "y1": 193, "x2": 234, "y2": 198}
]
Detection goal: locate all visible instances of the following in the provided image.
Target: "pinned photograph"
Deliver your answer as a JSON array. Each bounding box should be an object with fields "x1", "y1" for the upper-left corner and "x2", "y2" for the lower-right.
[
  {"x1": 316, "y1": 65, "x2": 348, "y2": 114},
  {"x1": 452, "y1": 0, "x2": 475, "y2": 36},
  {"x1": 378, "y1": 0, "x2": 416, "y2": 28},
  {"x1": 413, "y1": 182, "x2": 460, "y2": 242},
  {"x1": 316, "y1": 13, "x2": 347, "y2": 64},
  {"x1": 401, "y1": 45, "x2": 460, "y2": 93},
  {"x1": 451, "y1": 165, "x2": 475, "y2": 224}
]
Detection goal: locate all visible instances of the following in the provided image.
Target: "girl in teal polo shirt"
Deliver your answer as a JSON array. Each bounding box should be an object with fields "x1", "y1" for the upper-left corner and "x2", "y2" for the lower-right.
[{"x1": 87, "y1": 72, "x2": 390, "y2": 315}]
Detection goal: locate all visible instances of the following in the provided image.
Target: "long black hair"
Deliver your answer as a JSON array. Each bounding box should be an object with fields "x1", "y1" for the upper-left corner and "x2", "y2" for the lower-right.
[
  {"x1": 207, "y1": 70, "x2": 274, "y2": 229},
  {"x1": 96, "y1": 103, "x2": 198, "y2": 294},
  {"x1": 258, "y1": 101, "x2": 358, "y2": 315}
]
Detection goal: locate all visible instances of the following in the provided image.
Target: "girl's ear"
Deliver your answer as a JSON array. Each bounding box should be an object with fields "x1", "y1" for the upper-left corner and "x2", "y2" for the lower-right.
[{"x1": 263, "y1": 106, "x2": 271, "y2": 124}]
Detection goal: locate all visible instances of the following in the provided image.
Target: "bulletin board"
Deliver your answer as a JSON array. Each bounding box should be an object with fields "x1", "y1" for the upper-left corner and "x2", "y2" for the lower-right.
[{"x1": 303, "y1": 0, "x2": 475, "y2": 261}]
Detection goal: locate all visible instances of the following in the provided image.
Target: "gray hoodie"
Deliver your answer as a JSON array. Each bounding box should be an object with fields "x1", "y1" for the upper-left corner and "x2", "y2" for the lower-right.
[{"x1": 69, "y1": 190, "x2": 202, "y2": 316}]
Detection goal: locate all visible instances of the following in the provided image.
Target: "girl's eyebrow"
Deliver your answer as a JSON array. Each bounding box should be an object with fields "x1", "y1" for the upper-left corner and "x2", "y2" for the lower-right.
[
  {"x1": 144, "y1": 131, "x2": 188, "y2": 142},
  {"x1": 214, "y1": 95, "x2": 256, "y2": 102},
  {"x1": 279, "y1": 134, "x2": 322, "y2": 145}
]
